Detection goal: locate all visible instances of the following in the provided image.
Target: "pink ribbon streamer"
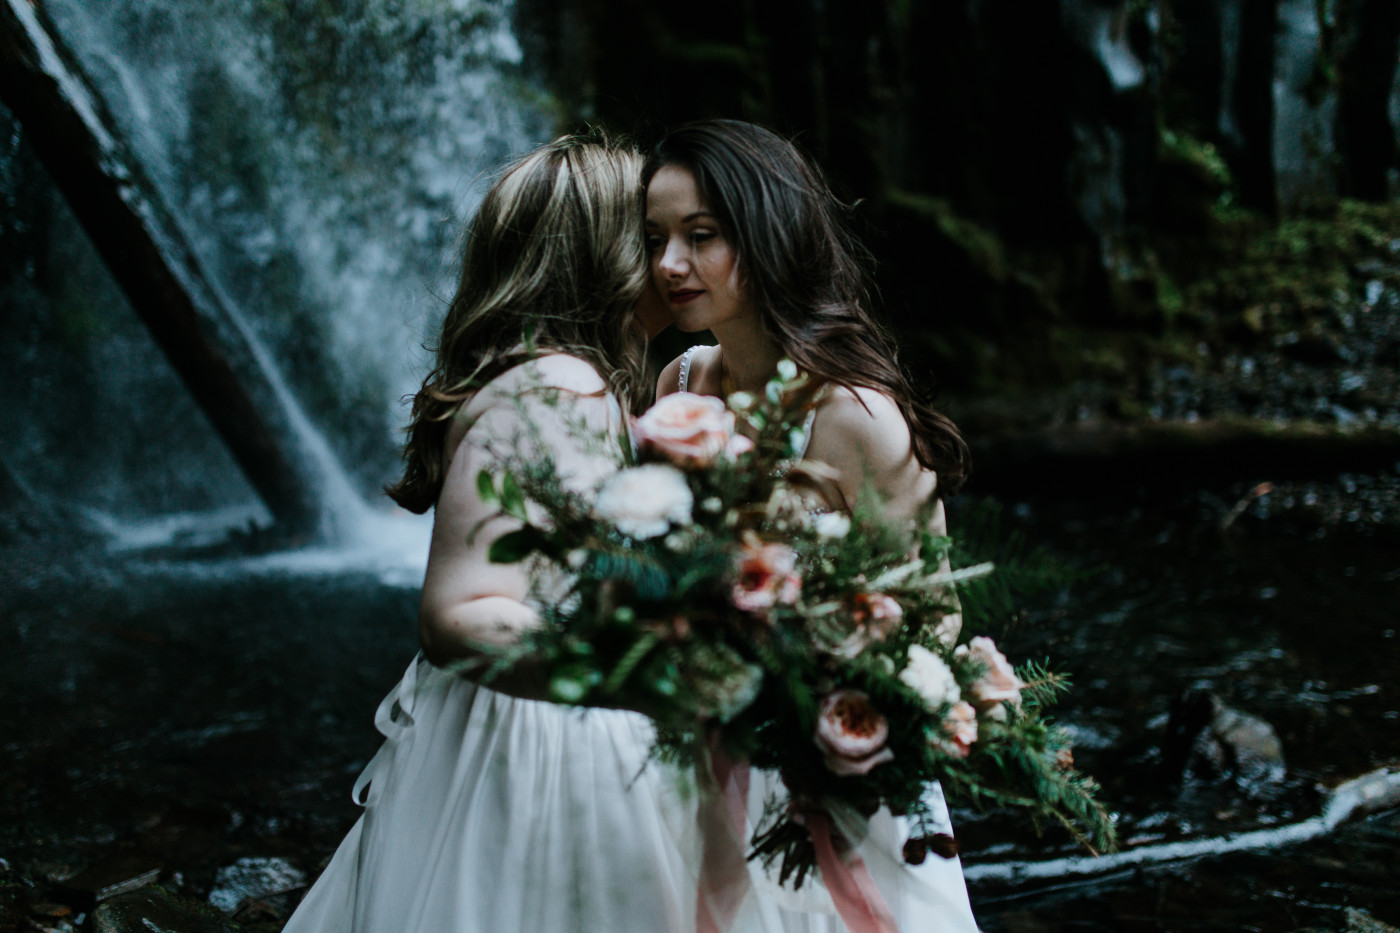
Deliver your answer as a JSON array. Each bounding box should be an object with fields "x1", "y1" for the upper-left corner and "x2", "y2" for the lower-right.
[
  {"x1": 696, "y1": 745, "x2": 752, "y2": 933},
  {"x1": 805, "y1": 809, "x2": 901, "y2": 933}
]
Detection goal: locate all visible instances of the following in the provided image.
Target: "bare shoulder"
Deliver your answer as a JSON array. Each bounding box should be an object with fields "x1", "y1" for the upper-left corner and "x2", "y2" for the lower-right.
[
  {"x1": 810, "y1": 386, "x2": 912, "y2": 465},
  {"x1": 807, "y1": 385, "x2": 935, "y2": 516},
  {"x1": 656, "y1": 344, "x2": 718, "y2": 398},
  {"x1": 656, "y1": 354, "x2": 684, "y2": 397},
  {"x1": 464, "y1": 353, "x2": 606, "y2": 416}
]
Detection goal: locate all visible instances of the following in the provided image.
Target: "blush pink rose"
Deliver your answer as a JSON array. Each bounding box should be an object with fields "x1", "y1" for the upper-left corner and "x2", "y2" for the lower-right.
[
  {"x1": 835, "y1": 593, "x2": 904, "y2": 658},
  {"x1": 632, "y1": 393, "x2": 735, "y2": 468},
  {"x1": 937, "y1": 701, "x2": 979, "y2": 759},
  {"x1": 731, "y1": 538, "x2": 802, "y2": 613},
  {"x1": 814, "y1": 689, "x2": 895, "y2": 776},
  {"x1": 955, "y1": 636, "x2": 1024, "y2": 718}
]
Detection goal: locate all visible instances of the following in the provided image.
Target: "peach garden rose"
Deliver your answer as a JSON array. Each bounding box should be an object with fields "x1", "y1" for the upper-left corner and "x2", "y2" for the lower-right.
[
  {"x1": 814, "y1": 689, "x2": 895, "y2": 776},
  {"x1": 938, "y1": 701, "x2": 979, "y2": 759},
  {"x1": 632, "y1": 392, "x2": 735, "y2": 468},
  {"x1": 956, "y1": 636, "x2": 1024, "y2": 719}
]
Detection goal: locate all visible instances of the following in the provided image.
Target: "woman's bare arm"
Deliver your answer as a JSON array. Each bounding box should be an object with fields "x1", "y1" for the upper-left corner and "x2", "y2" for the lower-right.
[{"x1": 417, "y1": 356, "x2": 617, "y2": 698}]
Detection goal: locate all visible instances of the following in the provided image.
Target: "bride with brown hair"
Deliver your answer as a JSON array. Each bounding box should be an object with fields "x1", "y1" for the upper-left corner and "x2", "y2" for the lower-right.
[
  {"x1": 283, "y1": 134, "x2": 692, "y2": 933},
  {"x1": 646, "y1": 119, "x2": 981, "y2": 933}
]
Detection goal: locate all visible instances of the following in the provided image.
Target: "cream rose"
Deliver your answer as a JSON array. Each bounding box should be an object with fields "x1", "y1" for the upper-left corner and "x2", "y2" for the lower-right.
[
  {"x1": 594, "y1": 464, "x2": 693, "y2": 539},
  {"x1": 731, "y1": 538, "x2": 802, "y2": 613},
  {"x1": 955, "y1": 636, "x2": 1024, "y2": 718},
  {"x1": 899, "y1": 644, "x2": 961, "y2": 710},
  {"x1": 632, "y1": 393, "x2": 735, "y2": 468},
  {"x1": 937, "y1": 701, "x2": 979, "y2": 759},
  {"x1": 814, "y1": 689, "x2": 895, "y2": 776}
]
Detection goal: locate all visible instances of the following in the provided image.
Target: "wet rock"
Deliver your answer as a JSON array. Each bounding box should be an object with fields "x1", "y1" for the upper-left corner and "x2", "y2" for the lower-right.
[
  {"x1": 1346, "y1": 907, "x2": 1400, "y2": 933},
  {"x1": 208, "y1": 856, "x2": 305, "y2": 920},
  {"x1": 90, "y1": 886, "x2": 236, "y2": 933},
  {"x1": 1162, "y1": 689, "x2": 1286, "y2": 790}
]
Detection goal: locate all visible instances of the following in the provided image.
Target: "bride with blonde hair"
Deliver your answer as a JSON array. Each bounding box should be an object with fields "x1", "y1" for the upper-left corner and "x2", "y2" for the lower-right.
[{"x1": 284, "y1": 133, "x2": 691, "y2": 933}]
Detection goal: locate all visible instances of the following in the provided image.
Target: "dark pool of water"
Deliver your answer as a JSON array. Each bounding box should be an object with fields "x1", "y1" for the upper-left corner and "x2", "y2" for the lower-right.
[
  {"x1": 1, "y1": 477, "x2": 1397, "y2": 931},
  {"x1": 949, "y1": 481, "x2": 1400, "y2": 931}
]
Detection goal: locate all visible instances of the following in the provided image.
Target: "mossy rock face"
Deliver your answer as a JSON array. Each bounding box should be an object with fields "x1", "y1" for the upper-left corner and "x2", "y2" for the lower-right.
[
  {"x1": 1186, "y1": 199, "x2": 1400, "y2": 335},
  {"x1": 90, "y1": 885, "x2": 236, "y2": 933}
]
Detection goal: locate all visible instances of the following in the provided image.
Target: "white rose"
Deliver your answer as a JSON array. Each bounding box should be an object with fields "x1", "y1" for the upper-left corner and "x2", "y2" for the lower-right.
[
  {"x1": 811, "y1": 512, "x2": 851, "y2": 539},
  {"x1": 594, "y1": 464, "x2": 693, "y2": 539},
  {"x1": 899, "y1": 644, "x2": 961, "y2": 711}
]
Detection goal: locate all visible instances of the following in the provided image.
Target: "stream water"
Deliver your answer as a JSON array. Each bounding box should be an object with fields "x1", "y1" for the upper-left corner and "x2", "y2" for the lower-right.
[{"x1": 2, "y1": 473, "x2": 1396, "y2": 931}]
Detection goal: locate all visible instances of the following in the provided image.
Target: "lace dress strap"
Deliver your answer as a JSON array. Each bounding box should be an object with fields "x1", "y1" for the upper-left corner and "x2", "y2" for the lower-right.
[{"x1": 677, "y1": 345, "x2": 707, "y2": 393}]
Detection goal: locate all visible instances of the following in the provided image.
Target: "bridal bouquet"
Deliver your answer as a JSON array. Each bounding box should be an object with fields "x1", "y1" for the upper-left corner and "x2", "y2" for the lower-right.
[{"x1": 473, "y1": 361, "x2": 1114, "y2": 884}]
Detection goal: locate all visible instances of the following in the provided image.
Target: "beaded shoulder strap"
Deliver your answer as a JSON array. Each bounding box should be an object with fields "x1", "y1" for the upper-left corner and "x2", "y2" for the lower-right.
[{"x1": 677, "y1": 345, "x2": 706, "y2": 393}]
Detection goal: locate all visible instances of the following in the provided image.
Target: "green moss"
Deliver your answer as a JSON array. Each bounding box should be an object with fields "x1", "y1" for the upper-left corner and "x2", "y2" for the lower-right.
[
  {"x1": 1159, "y1": 128, "x2": 1233, "y2": 191},
  {"x1": 1187, "y1": 199, "x2": 1400, "y2": 331}
]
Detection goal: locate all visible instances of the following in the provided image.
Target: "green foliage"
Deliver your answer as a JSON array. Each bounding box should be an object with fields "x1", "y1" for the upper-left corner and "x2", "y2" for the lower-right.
[
  {"x1": 1189, "y1": 199, "x2": 1400, "y2": 328},
  {"x1": 944, "y1": 498, "x2": 1079, "y2": 636}
]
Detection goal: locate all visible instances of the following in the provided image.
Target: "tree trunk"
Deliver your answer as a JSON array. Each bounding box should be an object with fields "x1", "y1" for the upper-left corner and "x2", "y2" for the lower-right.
[
  {"x1": 1335, "y1": 0, "x2": 1400, "y2": 199},
  {"x1": 0, "y1": 0, "x2": 326, "y2": 536}
]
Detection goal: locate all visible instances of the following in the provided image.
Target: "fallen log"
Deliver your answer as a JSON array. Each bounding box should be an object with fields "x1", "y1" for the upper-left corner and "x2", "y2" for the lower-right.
[
  {"x1": 969, "y1": 417, "x2": 1400, "y2": 492},
  {"x1": 964, "y1": 766, "x2": 1400, "y2": 886},
  {"x1": 0, "y1": 0, "x2": 327, "y2": 536}
]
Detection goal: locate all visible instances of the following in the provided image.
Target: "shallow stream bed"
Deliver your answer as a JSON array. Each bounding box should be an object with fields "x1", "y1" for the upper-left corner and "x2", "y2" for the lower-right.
[{"x1": 1, "y1": 474, "x2": 1397, "y2": 931}]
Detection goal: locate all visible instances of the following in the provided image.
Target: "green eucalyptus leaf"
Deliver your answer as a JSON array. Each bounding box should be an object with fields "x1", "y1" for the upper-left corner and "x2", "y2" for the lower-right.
[
  {"x1": 475, "y1": 470, "x2": 497, "y2": 505},
  {"x1": 499, "y1": 471, "x2": 527, "y2": 520},
  {"x1": 488, "y1": 528, "x2": 541, "y2": 563}
]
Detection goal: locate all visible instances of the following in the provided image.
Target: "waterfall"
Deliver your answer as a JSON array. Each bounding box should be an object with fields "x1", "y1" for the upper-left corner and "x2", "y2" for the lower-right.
[{"x1": 1, "y1": 0, "x2": 553, "y2": 568}]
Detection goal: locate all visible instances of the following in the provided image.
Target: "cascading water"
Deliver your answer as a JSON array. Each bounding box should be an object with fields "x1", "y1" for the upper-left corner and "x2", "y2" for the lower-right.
[{"x1": 1, "y1": 0, "x2": 554, "y2": 575}]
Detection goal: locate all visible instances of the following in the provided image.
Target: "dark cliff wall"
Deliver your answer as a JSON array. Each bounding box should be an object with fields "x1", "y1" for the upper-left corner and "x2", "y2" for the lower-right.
[{"x1": 518, "y1": 0, "x2": 1400, "y2": 392}]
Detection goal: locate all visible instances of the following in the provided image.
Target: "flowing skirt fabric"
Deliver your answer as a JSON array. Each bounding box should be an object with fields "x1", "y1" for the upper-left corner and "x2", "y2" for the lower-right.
[
  {"x1": 283, "y1": 655, "x2": 699, "y2": 933},
  {"x1": 284, "y1": 655, "x2": 980, "y2": 933}
]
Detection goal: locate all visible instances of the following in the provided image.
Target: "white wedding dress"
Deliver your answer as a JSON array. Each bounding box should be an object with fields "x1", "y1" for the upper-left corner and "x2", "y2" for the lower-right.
[
  {"x1": 284, "y1": 355, "x2": 981, "y2": 933},
  {"x1": 282, "y1": 655, "x2": 701, "y2": 933}
]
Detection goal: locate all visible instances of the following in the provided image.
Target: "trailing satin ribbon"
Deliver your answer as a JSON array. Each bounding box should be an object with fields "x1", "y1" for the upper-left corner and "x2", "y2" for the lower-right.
[
  {"x1": 696, "y1": 743, "x2": 752, "y2": 933},
  {"x1": 804, "y1": 809, "x2": 901, "y2": 933}
]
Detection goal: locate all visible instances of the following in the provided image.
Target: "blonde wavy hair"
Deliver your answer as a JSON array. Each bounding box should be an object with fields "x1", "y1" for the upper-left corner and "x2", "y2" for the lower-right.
[{"x1": 387, "y1": 134, "x2": 649, "y2": 513}]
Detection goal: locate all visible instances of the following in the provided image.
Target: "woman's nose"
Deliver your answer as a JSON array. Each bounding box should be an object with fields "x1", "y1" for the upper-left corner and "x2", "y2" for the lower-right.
[{"x1": 657, "y1": 240, "x2": 689, "y2": 279}]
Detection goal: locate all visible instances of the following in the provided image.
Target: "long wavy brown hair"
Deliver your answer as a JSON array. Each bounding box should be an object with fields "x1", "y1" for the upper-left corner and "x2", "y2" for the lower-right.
[
  {"x1": 387, "y1": 134, "x2": 650, "y2": 513},
  {"x1": 643, "y1": 119, "x2": 971, "y2": 493}
]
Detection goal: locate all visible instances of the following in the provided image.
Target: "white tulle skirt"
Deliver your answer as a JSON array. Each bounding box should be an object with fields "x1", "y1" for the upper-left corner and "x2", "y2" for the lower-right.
[{"x1": 283, "y1": 655, "x2": 981, "y2": 933}]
